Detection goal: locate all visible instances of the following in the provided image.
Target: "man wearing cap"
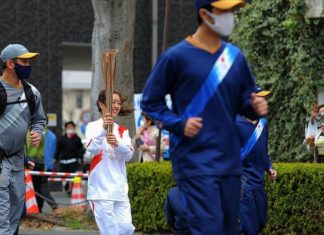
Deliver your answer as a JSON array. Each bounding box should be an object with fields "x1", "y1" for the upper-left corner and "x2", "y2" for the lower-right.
[
  {"x1": 141, "y1": 0, "x2": 268, "y2": 234},
  {"x1": 0, "y1": 44, "x2": 46, "y2": 234},
  {"x1": 236, "y1": 88, "x2": 277, "y2": 235}
]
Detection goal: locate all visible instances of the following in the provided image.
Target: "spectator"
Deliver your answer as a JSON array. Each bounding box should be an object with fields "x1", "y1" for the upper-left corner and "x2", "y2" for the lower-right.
[
  {"x1": 132, "y1": 112, "x2": 166, "y2": 162},
  {"x1": 26, "y1": 125, "x2": 58, "y2": 212},
  {"x1": 55, "y1": 121, "x2": 84, "y2": 195},
  {"x1": 305, "y1": 104, "x2": 324, "y2": 163},
  {"x1": 44, "y1": 125, "x2": 57, "y2": 172},
  {"x1": 304, "y1": 104, "x2": 319, "y2": 144}
]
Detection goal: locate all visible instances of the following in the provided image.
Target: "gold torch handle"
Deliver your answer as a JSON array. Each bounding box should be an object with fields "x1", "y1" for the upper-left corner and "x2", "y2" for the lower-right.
[{"x1": 102, "y1": 50, "x2": 118, "y2": 134}]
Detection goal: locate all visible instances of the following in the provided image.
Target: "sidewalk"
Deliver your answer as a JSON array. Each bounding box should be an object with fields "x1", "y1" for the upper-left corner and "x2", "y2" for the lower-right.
[
  {"x1": 22, "y1": 185, "x2": 172, "y2": 235},
  {"x1": 19, "y1": 229, "x2": 99, "y2": 235},
  {"x1": 20, "y1": 228, "x2": 171, "y2": 235}
]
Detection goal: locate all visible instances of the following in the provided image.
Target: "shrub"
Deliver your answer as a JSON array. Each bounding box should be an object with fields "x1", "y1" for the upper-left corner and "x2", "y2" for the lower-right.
[
  {"x1": 263, "y1": 163, "x2": 324, "y2": 234},
  {"x1": 128, "y1": 162, "x2": 174, "y2": 232},
  {"x1": 127, "y1": 162, "x2": 324, "y2": 234}
]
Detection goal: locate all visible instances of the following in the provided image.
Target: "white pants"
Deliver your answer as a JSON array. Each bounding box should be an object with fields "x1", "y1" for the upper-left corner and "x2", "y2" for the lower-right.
[{"x1": 90, "y1": 200, "x2": 135, "y2": 235}]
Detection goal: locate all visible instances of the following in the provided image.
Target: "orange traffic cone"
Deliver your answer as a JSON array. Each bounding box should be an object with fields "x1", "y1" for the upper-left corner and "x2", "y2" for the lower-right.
[
  {"x1": 25, "y1": 170, "x2": 39, "y2": 213},
  {"x1": 71, "y1": 176, "x2": 86, "y2": 208}
]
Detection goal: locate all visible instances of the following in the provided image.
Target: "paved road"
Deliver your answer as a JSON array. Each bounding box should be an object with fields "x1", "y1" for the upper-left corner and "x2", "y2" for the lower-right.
[
  {"x1": 19, "y1": 230, "x2": 171, "y2": 235},
  {"x1": 21, "y1": 183, "x2": 171, "y2": 235},
  {"x1": 21, "y1": 183, "x2": 95, "y2": 234},
  {"x1": 42, "y1": 182, "x2": 86, "y2": 213},
  {"x1": 20, "y1": 228, "x2": 169, "y2": 235},
  {"x1": 20, "y1": 228, "x2": 99, "y2": 235}
]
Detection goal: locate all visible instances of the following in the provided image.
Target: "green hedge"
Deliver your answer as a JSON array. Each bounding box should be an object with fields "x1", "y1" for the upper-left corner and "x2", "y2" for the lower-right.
[
  {"x1": 127, "y1": 162, "x2": 324, "y2": 234},
  {"x1": 128, "y1": 162, "x2": 174, "y2": 232}
]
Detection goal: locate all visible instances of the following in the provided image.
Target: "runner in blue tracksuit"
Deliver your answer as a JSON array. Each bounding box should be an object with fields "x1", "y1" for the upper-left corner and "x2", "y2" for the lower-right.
[
  {"x1": 164, "y1": 186, "x2": 190, "y2": 234},
  {"x1": 141, "y1": 1, "x2": 268, "y2": 234},
  {"x1": 236, "y1": 107, "x2": 277, "y2": 234}
]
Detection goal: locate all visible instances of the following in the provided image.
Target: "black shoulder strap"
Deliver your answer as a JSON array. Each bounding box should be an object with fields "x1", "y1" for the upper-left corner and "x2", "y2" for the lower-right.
[
  {"x1": 0, "y1": 81, "x2": 7, "y2": 116},
  {"x1": 0, "y1": 80, "x2": 36, "y2": 117},
  {"x1": 21, "y1": 80, "x2": 36, "y2": 116}
]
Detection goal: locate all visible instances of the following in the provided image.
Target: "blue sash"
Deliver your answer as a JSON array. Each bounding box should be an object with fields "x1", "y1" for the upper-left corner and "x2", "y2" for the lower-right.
[
  {"x1": 182, "y1": 43, "x2": 240, "y2": 119},
  {"x1": 171, "y1": 43, "x2": 240, "y2": 147},
  {"x1": 240, "y1": 118, "x2": 266, "y2": 160}
]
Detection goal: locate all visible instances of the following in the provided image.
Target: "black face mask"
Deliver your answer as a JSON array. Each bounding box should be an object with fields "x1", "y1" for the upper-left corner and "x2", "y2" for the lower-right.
[{"x1": 14, "y1": 63, "x2": 32, "y2": 80}]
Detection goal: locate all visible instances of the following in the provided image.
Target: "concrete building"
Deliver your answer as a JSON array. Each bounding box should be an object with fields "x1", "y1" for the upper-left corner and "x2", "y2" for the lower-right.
[
  {"x1": 0, "y1": 0, "x2": 94, "y2": 136},
  {"x1": 0, "y1": 0, "x2": 197, "y2": 136},
  {"x1": 1, "y1": 0, "x2": 323, "y2": 136}
]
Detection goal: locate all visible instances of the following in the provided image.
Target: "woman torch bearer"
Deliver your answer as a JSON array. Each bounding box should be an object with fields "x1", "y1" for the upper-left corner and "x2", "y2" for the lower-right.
[{"x1": 85, "y1": 51, "x2": 135, "y2": 235}]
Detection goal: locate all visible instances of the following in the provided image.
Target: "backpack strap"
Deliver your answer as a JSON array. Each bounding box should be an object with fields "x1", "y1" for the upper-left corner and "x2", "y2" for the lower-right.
[
  {"x1": 21, "y1": 80, "x2": 36, "y2": 116},
  {"x1": 0, "y1": 80, "x2": 36, "y2": 117},
  {"x1": 0, "y1": 81, "x2": 7, "y2": 116}
]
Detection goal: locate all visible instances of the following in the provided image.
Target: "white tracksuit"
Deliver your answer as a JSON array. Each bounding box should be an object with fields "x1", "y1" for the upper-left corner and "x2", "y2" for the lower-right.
[{"x1": 86, "y1": 119, "x2": 135, "y2": 235}]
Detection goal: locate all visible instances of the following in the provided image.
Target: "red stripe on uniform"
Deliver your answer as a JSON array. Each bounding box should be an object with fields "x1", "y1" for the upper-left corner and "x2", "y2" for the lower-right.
[
  {"x1": 89, "y1": 151, "x2": 103, "y2": 175},
  {"x1": 118, "y1": 126, "x2": 128, "y2": 138}
]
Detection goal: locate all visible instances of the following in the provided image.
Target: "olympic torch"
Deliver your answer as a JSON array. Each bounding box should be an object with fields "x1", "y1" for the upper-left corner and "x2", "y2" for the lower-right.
[{"x1": 102, "y1": 49, "x2": 118, "y2": 134}]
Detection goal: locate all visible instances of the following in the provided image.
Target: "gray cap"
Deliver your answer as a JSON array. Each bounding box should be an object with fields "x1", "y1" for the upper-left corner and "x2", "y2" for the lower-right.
[{"x1": 0, "y1": 44, "x2": 39, "y2": 62}]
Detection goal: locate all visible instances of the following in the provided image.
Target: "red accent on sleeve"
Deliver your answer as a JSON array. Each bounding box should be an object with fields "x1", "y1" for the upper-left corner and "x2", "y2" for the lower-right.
[
  {"x1": 89, "y1": 152, "x2": 103, "y2": 175},
  {"x1": 118, "y1": 126, "x2": 128, "y2": 138}
]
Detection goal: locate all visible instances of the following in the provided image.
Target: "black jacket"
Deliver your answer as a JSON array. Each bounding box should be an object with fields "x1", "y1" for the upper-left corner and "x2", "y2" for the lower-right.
[{"x1": 54, "y1": 134, "x2": 84, "y2": 161}]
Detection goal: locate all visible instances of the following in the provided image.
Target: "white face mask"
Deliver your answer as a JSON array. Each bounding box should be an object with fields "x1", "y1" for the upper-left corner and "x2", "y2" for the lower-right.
[
  {"x1": 204, "y1": 11, "x2": 235, "y2": 37},
  {"x1": 66, "y1": 129, "x2": 75, "y2": 135}
]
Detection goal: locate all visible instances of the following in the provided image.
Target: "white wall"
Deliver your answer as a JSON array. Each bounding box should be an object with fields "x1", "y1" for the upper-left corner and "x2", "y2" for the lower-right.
[{"x1": 62, "y1": 43, "x2": 92, "y2": 138}]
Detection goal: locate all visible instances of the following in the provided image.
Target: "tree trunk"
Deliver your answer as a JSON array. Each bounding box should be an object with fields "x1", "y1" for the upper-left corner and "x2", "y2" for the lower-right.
[{"x1": 91, "y1": 0, "x2": 136, "y2": 136}]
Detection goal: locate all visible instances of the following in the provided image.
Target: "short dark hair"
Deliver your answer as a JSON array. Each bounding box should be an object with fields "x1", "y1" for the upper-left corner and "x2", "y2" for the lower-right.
[
  {"x1": 1, "y1": 58, "x2": 16, "y2": 70},
  {"x1": 197, "y1": 5, "x2": 213, "y2": 25},
  {"x1": 65, "y1": 121, "x2": 76, "y2": 128},
  {"x1": 141, "y1": 112, "x2": 155, "y2": 126}
]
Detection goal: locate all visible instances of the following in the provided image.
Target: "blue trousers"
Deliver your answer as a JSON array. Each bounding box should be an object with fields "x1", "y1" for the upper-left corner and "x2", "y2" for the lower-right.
[
  {"x1": 164, "y1": 186, "x2": 190, "y2": 234},
  {"x1": 177, "y1": 175, "x2": 241, "y2": 235},
  {"x1": 240, "y1": 188, "x2": 267, "y2": 235}
]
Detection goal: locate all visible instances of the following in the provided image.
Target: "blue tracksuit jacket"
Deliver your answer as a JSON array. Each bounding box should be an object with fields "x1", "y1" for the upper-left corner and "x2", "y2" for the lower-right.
[{"x1": 141, "y1": 39, "x2": 259, "y2": 180}]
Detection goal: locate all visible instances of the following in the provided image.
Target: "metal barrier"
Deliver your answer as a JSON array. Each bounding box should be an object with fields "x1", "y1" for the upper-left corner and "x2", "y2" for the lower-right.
[
  {"x1": 28, "y1": 170, "x2": 88, "y2": 178},
  {"x1": 26, "y1": 170, "x2": 88, "y2": 207}
]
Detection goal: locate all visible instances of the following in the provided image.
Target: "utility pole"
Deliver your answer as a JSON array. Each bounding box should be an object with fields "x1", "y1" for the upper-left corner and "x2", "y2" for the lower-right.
[{"x1": 156, "y1": 0, "x2": 171, "y2": 162}]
